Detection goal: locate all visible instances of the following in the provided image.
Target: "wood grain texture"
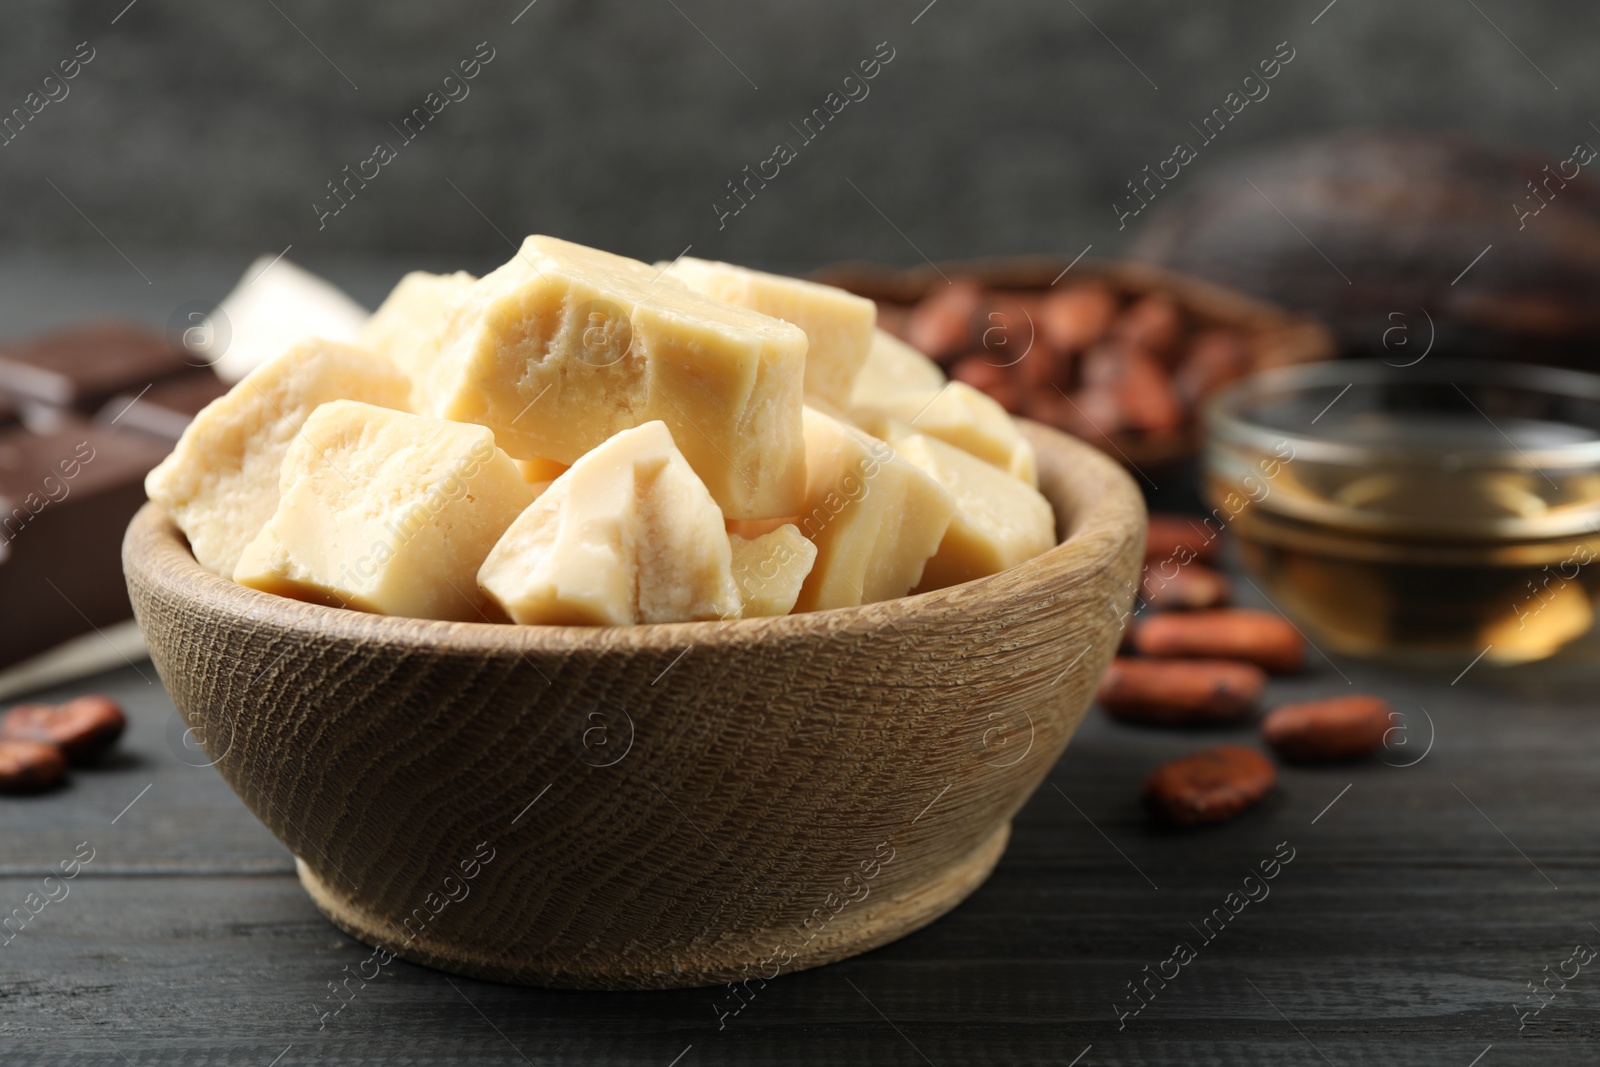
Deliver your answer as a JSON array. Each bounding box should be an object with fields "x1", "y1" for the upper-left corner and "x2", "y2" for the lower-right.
[{"x1": 121, "y1": 421, "x2": 1145, "y2": 990}]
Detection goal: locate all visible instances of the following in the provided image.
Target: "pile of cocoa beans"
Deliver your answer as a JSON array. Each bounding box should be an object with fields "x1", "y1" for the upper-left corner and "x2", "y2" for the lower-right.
[
  {"x1": 1109, "y1": 514, "x2": 1392, "y2": 827},
  {"x1": 0, "y1": 695, "x2": 126, "y2": 793},
  {"x1": 877, "y1": 278, "x2": 1256, "y2": 452}
]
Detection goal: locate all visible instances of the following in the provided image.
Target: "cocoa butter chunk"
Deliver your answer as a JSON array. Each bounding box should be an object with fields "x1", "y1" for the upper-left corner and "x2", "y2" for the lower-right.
[
  {"x1": 420, "y1": 235, "x2": 809, "y2": 520},
  {"x1": 890, "y1": 431, "x2": 1056, "y2": 592},
  {"x1": 1262, "y1": 695, "x2": 1393, "y2": 762},
  {"x1": 0, "y1": 739, "x2": 67, "y2": 793},
  {"x1": 234, "y1": 401, "x2": 532, "y2": 622},
  {"x1": 1142, "y1": 745, "x2": 1277, "y2": 826},
  {"x1": 0, "y1": 696, "x2": 125, "y2": 764},
  {"x1": 1133, "y1": 609, "x2": 1304, "y2": 674},
  {"x1": 0, "y1": 321, "x2": 190, "y2": 413},
  {"x1": 359, "y1": 270, "x2": 477, "y2": 410},
  {"x1": 729, "y1": 525, "x2": 817, "y2": 618},
  {"x1": 1098, "y1": 657, "x2": 1265, "y2": 726},
  {"x1": 208, "y1": 256, "x2": 371, "y2": 384},
  {"x1": 660, "y1": 257, "x2": 877, "y2": 405},
  {"x1": 850, "y1": 329, "x2": 947, "y2": 400},
  {"x1": 478, "y1": 421, "x2": 740, "y2": 626},
  {"x1": 791, "y1": 408, "x2": 955, "y2": 612},
  {"x1": 852, "y1": 381, "x2": 1038, "y2": 487},
  {"x1": 144, "y1": 338, "x2": 412, "y2": 577}
]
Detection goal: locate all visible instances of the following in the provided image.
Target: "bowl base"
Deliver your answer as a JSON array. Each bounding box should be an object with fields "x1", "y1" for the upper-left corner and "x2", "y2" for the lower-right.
[{"x1": 297, "y1": 821, "x2": 1011, "y2": 990}]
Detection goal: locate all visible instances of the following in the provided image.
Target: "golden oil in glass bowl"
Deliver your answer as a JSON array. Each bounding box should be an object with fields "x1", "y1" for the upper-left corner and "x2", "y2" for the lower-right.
[{"x1": 1204, "y1": 361, "x2": 1600, "y2": 667}]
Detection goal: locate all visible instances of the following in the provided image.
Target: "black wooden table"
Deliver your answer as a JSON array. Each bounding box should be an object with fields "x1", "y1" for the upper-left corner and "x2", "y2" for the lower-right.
[{"x1": 4, "y1": 619, "x2": 1597, "y2": 1065}]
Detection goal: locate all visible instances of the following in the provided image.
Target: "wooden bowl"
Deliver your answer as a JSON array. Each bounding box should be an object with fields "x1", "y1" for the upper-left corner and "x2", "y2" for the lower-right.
[
  {"x1": 812, "y1": 256, "x2": 1337, "y2": 469},
  {"x1": 123, "y1": 422, "x2": 1143, "y2": 990}
]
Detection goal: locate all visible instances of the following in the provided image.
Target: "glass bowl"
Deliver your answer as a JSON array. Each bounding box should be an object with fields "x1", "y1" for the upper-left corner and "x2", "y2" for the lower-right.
[{"x1": 1204, "y1": 359, "x2": 1600, "y2": 667}]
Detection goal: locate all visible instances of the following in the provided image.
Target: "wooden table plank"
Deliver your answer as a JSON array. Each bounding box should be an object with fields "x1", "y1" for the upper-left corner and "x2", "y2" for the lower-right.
[{"x1": 2, "y1": 647, "x2": 1596, "y2": 1064}]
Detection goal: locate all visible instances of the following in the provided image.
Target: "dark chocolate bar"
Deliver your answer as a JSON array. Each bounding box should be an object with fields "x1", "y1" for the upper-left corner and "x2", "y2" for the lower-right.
[
  {"x1": 0, "y1": 417, "x2": 170, "y2": 669},
  {"x1": 97, "y1": 372, "x2": 229, "y2": 443},
  {"x1": 0, "y1": 321, "x2": 193, "y2": 414}
]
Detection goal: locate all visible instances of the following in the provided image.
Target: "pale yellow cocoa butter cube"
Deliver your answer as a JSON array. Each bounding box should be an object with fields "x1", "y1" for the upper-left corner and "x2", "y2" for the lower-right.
[
  {"x1": 729, "y1": 525, "x2": 817, "y2": 617},
  {"x1": 478, "y1": 421, "x2": 741, "y2": 626},
  {"x1": 890, "y1": 432, "x2": 1056, "y2": 592},
  {"x1": 852, "y1": 381, "x2": 1037, "y2": 487},
  {"x1": 359, "y1": 270, "x2": 476, "y2": 409},
  {"x1": 850, "y1": 329, "x2": 946, "y2": 400},
  {"x1": 659, "y1": 257, "x2": 876, "y2": 405},
  {"x1": 421, "y1": 236, "x2": 808, "y2": 519},
  {"x1": 791, "y1": 408, "x2": 956, "y2": 613},
  {"x1": 145, "y1": 338, "x2": 411, "y2": 577},
  {"x1": 207, "y1": 256, "x2": 370, "y2": 383},
  {"x1": 233, "y1": 401, "x2": 531, "y2": 621}
]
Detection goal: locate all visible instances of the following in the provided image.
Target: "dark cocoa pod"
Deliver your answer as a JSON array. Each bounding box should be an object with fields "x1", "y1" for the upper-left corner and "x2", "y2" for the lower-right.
[{"x1": 1133, "y1": 132, "x2": 1600, "y2": 367}]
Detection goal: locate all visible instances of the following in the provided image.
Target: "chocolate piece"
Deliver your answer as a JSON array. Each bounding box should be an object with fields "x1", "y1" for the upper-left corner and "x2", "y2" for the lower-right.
[
  {"x1": 0, "y1": 417, "x2": 170, "y2": 668},
  {"x1": 0, "y1": 321, "x2": 192, "y2": 414},
  {"x1": 97, "y1": 372, "x2": 229, "y2": 443}
]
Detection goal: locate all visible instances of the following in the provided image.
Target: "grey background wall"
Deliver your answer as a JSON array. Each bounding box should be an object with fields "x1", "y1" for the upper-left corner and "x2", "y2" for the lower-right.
[{"x1": 1, "y1": 0, "x2": 1594, "y2": 286}]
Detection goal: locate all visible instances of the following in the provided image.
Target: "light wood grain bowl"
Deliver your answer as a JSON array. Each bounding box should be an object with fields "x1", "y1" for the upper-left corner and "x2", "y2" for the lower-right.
[{"x1": 123, "y1": 421, "x2": 1143, "y2": 990}]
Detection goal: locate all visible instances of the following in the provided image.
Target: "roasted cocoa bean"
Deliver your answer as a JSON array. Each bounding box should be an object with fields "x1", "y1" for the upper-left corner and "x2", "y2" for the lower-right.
[
  {"x1": 1262, "y1": 695, "x2": 1393, "y2": 762},
  {"x1": 0, "y1": 739, "x2": 68, "y2": 794},
  {"x1": 1112, "y1": 292, "x2": 1185, "y2": 364},
  {"x1": 1142, "y1": 744, "x2": 1277, "y2": 826},
  {"x1": 1039, "y1": 281, "x2": 1118, "y2": 355},
  {"x1": 1134, "y1": 609, "x2": 1305, "y2": 674},
  {"x1": 1, "y1": 695, "x2": 127, "y2": 764},
  {"x1": 1144, "y1": 513, "x2": 1221, "y2": 564},
  {"x1": 1140, "y1": 562, "x2": 1230, "y2": 610},
  {"x1": 1099, "y1": 657, "x2": 1265, "y2": 725},
  {"x1": 906, "y1": 280, "x2": 984, "y2": 360}
]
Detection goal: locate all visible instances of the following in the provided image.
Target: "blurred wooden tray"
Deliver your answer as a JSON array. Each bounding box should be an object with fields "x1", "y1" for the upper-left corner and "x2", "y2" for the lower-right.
[{"x1": 812, "y1": 256, "x2": 1336, "y2": 470}]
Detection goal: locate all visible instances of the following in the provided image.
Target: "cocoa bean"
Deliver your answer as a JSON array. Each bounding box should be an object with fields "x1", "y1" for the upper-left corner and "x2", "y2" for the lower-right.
[
  {"x1": 1262, "y1": 695, "x2": 1393, "y2": 762},
  {"x1": 1140, "y1": 562, "x2": 1230, "y2": 610},
  {"x1": 1098, "y1": 657, "x2": 1265, "y2": 725},
  {"x1": 951, "y1": 355, "x2": 1024, "y2": 413},
  {"x1": 1175, "y1": 329, "x2": 1251, "y2": 405},
  {"x1": 0, "y1": 739, "x2": 67, "y2": 794},
  {"x1": 1142, "y1": 744, "x2": 1277, "y2": 826},
  {"x1": 1039, "y1": 281, "x2": 1118, "y2": 354},
  {"x1": 1, "y1": 695, "x2": 126, "y2": 764},
  {"x1": 1081, "y1": 343, "x2": 1182, "y2": 436},
  {"x1": 906, "y1": 280, "x2": 984, "y2": 360},
  {"x1": 1112, "y1": 292, "x2": 1185, "y2": 364},
  {"x1": 1145, "y1": 513, "x2": 1221, "y2": 564},
  {"x1": 1134, "y1": 609, "x2": 1305, "y2": 674}
]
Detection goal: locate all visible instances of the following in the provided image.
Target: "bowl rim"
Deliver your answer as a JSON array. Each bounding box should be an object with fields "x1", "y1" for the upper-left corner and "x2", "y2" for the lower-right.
[{"x1": 123, "y1": 419, "x2": 1145, "y2": 656}]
